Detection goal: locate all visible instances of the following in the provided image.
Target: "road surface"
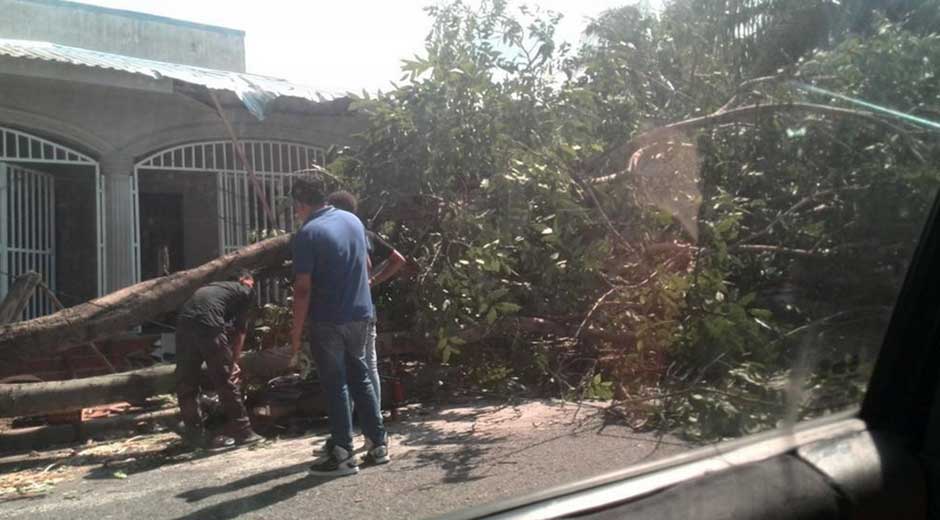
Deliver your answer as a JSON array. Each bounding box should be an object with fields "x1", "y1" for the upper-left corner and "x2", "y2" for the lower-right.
[{"x1": 0, "y1": 399, "x2": 690, "y2": 520}]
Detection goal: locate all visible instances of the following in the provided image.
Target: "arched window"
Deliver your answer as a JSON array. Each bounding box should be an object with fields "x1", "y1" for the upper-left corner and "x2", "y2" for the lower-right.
[{"x1": 133, "y1": 140, "x2": 325, "y2": 300}]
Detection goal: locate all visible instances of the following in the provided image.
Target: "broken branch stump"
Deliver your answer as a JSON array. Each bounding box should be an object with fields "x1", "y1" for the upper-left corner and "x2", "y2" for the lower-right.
[
  {"x1": 0, "y1": 271, "x2": 41, "y2": 326},
  {"x1": 0, "y1": 234, "x2": 291, "y2": 362}
]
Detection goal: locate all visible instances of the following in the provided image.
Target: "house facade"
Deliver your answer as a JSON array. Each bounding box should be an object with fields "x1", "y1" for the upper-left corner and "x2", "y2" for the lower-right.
[{"x1": 0, "y1": 0, "x2": 364, "y2": 319}]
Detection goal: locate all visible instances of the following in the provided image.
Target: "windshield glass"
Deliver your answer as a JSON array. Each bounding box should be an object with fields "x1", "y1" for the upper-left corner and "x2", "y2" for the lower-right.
[{"x1": 1, "y1": 0, "x2": 938, "y2": 518}]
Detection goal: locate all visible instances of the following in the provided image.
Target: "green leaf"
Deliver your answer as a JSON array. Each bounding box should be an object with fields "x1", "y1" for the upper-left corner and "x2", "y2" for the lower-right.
[
  {"x1": 748, "y1": 308, "x2": 773, "y2": 320},
  {"x1": 490, "y1": 288, "x2": 510, "y2": 300},
  {"x1": 112, "y1": 471, "x2": 128, "y2": 480},
  {"x1": 739, "y1": 292, "x2": 756, "y2": 306},
  {"x1": 486, "y1": 307, "x2": 499, "y2": 325}
]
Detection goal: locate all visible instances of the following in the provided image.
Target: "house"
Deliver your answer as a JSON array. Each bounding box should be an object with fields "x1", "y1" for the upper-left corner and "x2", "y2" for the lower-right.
[{"x1": 0, "y1": 0, "x2": 364, "y2": 320}]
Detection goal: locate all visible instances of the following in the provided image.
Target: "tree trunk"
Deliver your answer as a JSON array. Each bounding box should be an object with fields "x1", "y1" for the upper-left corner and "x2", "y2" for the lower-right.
[
  {"x1": 0, "y1": 235, "x2": 291, "y2": 362},
  {"x1": 0, "y1": 365, "x2": 176, "y2": 417},
  {"x1": 0, "y1": 316, "x2": 578, "y2": 417},
  {"x1": 1, "y1": 345, "x2": 301, "y2": 418}
]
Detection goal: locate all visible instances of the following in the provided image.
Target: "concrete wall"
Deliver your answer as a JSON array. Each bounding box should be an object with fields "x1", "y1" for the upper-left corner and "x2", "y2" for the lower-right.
[{"x1": 0, "y1": 0, "x2": 246, "y2": 72}]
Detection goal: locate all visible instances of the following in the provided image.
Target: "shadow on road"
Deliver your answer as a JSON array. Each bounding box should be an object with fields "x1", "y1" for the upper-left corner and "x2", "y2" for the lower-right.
[
  {"x1": 0, "y1": 445, "x2": 173, "y2": 474},
  {"x1": 169, "y1": 473, "x2": 329, "y2": 520},
  {"x1": 176, "y1": 461, "x2": 311, "y2": 502},
  {"x1": 408, "y1": 438, "x2": 499, "y2": 484},
  {"x1": 82, "y1": 442, "x2": 228, "y2": 480},
  {"x1": 387, "y1": 400, "x2": 526, "y2": 485}
]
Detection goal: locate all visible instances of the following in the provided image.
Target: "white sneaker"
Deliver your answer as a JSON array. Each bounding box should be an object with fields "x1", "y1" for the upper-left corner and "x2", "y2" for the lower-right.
[
  {"x1": 312, "y1": 438, "x2": 334, "y2": 457},
  {"x1": 363, "y1": 443, "x2": 390, "y2": 465},
  {"x1": 309, "y1": 445, "x2": 359, "y2": 477}
]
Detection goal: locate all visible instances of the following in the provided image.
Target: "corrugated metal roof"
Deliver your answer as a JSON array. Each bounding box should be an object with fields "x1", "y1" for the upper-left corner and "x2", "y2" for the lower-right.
[{"x1": 0, "y1": 38, "x2": 341, "y2": 120}]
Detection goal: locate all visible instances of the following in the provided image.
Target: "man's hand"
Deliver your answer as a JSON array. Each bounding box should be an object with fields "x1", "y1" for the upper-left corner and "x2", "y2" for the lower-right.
[{"x1": 231, "y1": 363, "x2": 242, "y2": 385}]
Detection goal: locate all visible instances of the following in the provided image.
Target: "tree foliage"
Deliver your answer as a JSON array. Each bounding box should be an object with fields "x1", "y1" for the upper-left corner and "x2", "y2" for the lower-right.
[{"x1": 325, "y1": 0, "x2": 940, "y2": 441}]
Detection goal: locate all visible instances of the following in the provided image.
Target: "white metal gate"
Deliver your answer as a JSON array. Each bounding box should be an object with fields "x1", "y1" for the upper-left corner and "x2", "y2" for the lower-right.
[
  {"x1": 0, "y1": 163, "x2": 55, "y2": 319},
  {"x1": 0, "y1": 126, "x2": 103, "y2": 318},
  {"x1": 135, "y1": 140, "x2": 325, "y2": 301}
]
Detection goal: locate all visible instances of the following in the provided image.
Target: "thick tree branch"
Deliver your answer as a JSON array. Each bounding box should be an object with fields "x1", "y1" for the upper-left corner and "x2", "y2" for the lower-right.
[
  {"x1": 0, "y1": 235, "x2": 291, "y2": 361},
  {"x1": 739, "y1": 185, "x2": 871, "y2": 244},
  {"x1": 587, "y1": 102, "x2": 914, "y2": 182}
]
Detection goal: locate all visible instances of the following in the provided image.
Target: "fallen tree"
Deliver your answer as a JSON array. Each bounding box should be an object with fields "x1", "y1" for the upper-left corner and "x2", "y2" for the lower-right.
[
  {"x1": 0, "y1": 364, "x2": 176, "y2": 417},
  {"x1": 0, "y1": 234, "x2": 291, "y2": 362},
  {"x1": 0, "y1": 314, "x2": 586, "y2": 417}
]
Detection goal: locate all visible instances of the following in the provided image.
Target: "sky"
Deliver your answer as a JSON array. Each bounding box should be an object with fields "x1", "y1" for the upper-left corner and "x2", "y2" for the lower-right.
[{"x1": 78, "y1": 0, "x2": 657, "y2": 94}]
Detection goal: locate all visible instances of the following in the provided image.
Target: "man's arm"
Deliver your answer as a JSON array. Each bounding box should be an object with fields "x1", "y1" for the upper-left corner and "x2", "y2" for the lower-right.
[
  {"x1": 231, "y1": 329, "x2": 248, "y2": 363},
  {"x1": 291, "y1": 273, "x2": 312, "y2": 358},
  {"x1": 231, "y1": 292, "x2": 253, "y2": 364},
  {"x1": 370, "y1": 249, "x2": 407, "y2": 287},
  {"x1": 291, "y1": 226, "x2": 316, "y2": 362},
  {"x1": 230, "y1": 309, "x2": 250, "y2": 384}
]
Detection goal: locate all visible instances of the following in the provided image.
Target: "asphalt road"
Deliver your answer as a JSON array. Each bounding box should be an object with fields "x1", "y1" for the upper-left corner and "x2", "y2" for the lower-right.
[{"x1": 0, "y1": 399, "x2": 691, "y2": 520}]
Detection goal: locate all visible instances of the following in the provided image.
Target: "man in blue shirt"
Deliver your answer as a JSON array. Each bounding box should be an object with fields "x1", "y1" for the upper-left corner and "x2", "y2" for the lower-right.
[{"x1": 289, "y1": 176, "x2": 388, "y2": 477}]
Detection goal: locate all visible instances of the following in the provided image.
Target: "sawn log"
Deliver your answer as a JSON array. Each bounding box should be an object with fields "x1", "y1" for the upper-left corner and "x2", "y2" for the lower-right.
[{"x1": 0, "y1": 364, "x2": 176, "y2": 417}]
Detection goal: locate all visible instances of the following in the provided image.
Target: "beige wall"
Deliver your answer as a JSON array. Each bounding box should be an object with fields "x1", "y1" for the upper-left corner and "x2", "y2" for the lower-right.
[{"x1": 0, "y1": 0, "x2": 246, "y2": 72}]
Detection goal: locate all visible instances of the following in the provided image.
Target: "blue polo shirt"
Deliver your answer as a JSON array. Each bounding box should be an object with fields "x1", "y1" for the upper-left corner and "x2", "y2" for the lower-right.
[{"x1": 292, "y1": 206, "x2": 374, "y2": 323}]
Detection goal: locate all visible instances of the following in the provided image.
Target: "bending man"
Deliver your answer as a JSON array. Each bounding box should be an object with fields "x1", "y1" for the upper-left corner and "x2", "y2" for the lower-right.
[{"x1": 175, "y1": 270, "x2": 263, "y2": 449}]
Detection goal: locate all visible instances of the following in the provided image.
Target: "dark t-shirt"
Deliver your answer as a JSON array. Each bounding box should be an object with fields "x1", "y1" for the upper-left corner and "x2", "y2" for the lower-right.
[
  {"x1": 366, "y1": 230, "x2": 395, "y2": 264},
  {"x1": 292, "y1": 207, "x2": 374, "y2": 323},
  {"x1": 178, "y1": 281, "x2": 254, "y2": 331}
]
